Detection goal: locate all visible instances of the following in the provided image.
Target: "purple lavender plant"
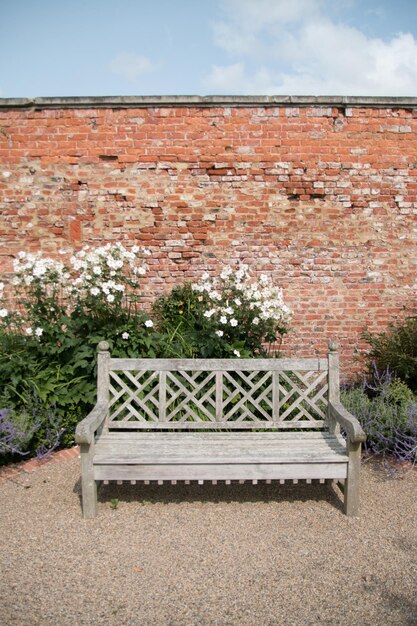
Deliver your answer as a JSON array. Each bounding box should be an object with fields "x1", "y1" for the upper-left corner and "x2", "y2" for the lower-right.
[
  {"x1": 0, "y1": 400, "x2": 64, "y2": 461},
  {"x1": 0, "y1": 408, "x2": 35, "y2": 456},
  {"x1": 33, "y1": 405, "x2": 65, "y2": 459},
  {"x1": 342, "y1": 368, "x2": 417, "y2": 464}
]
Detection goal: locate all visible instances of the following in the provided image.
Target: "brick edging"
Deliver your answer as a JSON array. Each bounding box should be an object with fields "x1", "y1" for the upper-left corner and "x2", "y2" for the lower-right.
[{"x1": 0, "y1": 445, "x2": 80, "y2": 483}]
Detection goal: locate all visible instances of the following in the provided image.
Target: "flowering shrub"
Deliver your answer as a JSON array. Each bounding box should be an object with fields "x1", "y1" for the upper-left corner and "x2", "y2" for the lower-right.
[
  {"x1": 153, "y1": 264, "x2": 291, "y2": 358},
  {"x1": 0, "y1": 252, "x2": 291, "y2": 461},
  {"x1": 68, "y1": 243, "x2": 149, "y2": 314},
  {"x1": 0, "y1": 243, "x2": 160, "y2": 459},
  {"x1": 342, "y1": 370, "x2": 417, "y2": 463},
  {"x1": 10, "y1": 243, "x2": 151, "y2": 324}
]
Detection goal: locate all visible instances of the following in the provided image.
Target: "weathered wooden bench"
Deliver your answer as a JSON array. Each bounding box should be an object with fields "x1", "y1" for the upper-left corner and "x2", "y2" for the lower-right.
[{"x1": 75, "y1": 341, "x2": 366, "y2": 518}]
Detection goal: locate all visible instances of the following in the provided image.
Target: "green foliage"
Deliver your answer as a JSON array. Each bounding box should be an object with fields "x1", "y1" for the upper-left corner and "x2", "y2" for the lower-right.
[
  {"x1": 0, "y1": 244, "x2": 160, "y2": 459},
  {"x1": 0, "y1": 251, "x2": 291, "y2": 462},
  {"x1": 362, "y1": 316, "x2": 417, "y2": 392},
  {"x1": 153, "y1": 282, "x2": 221, "y2": 357},
  {"x1": 153, "y1": 265, "x2": 291, "y2": 358},
  {"x1": 342, "y1": 374, "x2": 417, "y2": 462}
]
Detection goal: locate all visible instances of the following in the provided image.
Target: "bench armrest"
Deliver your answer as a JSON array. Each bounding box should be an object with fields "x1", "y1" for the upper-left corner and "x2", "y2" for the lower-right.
[
  {"x1": 75, "y1": 402, "x2": 108, "y2": 445},
  {"x1": 328, "y1": 401, "x2": 366, "y2": 444}
]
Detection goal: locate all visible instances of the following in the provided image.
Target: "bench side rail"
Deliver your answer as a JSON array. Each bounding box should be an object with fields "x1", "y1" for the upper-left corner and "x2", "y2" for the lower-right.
[{"x1": 110, "y1": 358, "x2": 328, "y2": 371}]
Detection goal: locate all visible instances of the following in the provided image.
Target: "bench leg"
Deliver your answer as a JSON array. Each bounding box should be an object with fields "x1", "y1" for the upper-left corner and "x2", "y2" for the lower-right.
[
  {"x1": 80, "y1": 443, "x2": 97, "y2": 519},
  {"x1": 344, "y1": 441, "x2": 361, "y2": 517}
]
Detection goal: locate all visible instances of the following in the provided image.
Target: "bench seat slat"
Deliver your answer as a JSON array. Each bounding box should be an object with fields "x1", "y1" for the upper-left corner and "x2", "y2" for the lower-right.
[
  {"x1": 99, "y1": 431, "x2": 344, "y2": 441},
  {"x1": 94, "y1": 463, "x2": 348, "y2": 481},
  {"x1": 93, "y1": 433, "x2": 348, "y2": 465}
]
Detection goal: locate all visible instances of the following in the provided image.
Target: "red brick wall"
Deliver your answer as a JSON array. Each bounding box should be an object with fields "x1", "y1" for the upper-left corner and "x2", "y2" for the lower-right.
[{"x1": 1, "y1": 98, "x2": 416, "y2": 376}]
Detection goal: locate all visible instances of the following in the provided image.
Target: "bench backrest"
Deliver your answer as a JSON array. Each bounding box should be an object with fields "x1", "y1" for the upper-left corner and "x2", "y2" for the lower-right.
[{"x1": 96, "y1": 342, "x2": 341, "y2": 431}]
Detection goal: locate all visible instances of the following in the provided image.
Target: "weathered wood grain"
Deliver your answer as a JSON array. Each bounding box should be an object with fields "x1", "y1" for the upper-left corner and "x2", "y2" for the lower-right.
[
  {"x1": 109, "y1": 357, "x2": 328, "y2": 372},
  {"x1": 75, "y1": 403, "x2": 107, "y2": 445},
  {"x1": 80, "y1": 442, "x2": 97, "y2": 519},
  {"x1": 344, "y1": 440, "x2": 362, "y2": 516},
  {"x1": 76, "y1": 343, "x2": 364, "y2": 518},
  {"x1": 94, "y1": 462, "x2": 348, "y2": 481},
  {"x1": 328, "y1": 401, "x2": 366, "y2": 443}
]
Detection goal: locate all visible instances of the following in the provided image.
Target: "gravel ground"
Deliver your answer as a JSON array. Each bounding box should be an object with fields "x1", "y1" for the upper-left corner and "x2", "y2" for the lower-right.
[{"x1": 0, "y1": 457, "x2": 416, "y2": 626}]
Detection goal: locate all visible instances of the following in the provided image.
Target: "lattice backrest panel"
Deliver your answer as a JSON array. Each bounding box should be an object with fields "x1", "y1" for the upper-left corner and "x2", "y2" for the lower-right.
[{"x1": 106, "y1": 358, "x2": 329, "y2": 430}]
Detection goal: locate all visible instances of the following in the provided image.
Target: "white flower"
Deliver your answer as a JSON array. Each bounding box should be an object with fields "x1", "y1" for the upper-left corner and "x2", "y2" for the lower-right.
[
  {"x1": 35, "y1": 327, "x2": 43, "y2": 337},
  {"x1": 132, "y1": 245, "x2": 139, "y2": 254},
  {"x1": 90, "y1": 287, "x2": 100, "y2": 296},
  {"x1": 92, "y1": 265, "x2": 102, "y2": 275},
  {"x1": 220, "y1": 316, "x2": 227, "y2": 324},
  {"x1": 220, "y1": 267, "x2": 233, "y2": 280},
  {"x1": 215, "y1": 330, "x2": 224, "y2": 337},
  {"x1": 122, "y1": 332, "x2": 129, "y2": 339},
  {"x1": 224, "y1": 307, "x2": 234, "y2": 315},
  {"x1": 145, "y1": 319, "x2": 154, "y2": 328},
  {"x1": 230, "y1": 318, "x2": 238, "y2": 327},
  {"x1": 32, "y1": 262, "x2": 47, "y2": 278},
  {"x1": 253, "y1": 317, "x2": 259, "y2": 325},
  {"x1": 234, "y1": 298, "x2": 241, "y2": 306},
  {"x1": 204, "y1": 309, "x2": 216, "y2": 318},
  {"x1": 25, "y1": 327, "x2": 33, "y2": 335},
  {"x1": 0, "y1": 308, "x2": 8, "y2": 318},
  {"x1": 107, "y1": 294, "x2": 115, "y2": 303},
  {"x1": 233, "y1": 349, "x2": 240, "y2": 357}
]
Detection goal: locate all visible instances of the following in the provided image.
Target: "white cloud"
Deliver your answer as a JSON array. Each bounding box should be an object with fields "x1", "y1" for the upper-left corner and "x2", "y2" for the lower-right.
[
  {"x1": 204, "y1": 63, "x2": 246, "y2": 91},
  {"x1": 109, "y1": 52, "x2": 157, "y2": 82},
  {"x1": 205, "y1": 63, "x2": 275, "y2": 94},
  {"x1": 204, "y1": 0, "x2": 417, "y2": 95}
]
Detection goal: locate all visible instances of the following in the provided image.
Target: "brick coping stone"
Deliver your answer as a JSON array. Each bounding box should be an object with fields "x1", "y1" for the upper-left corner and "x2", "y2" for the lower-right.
[
  {"x1": 0, "y1": 446, "x2": 80, "y2": 482},
  {"x1": 1, "y1": 95, "x2": 417, "y2": 109}
]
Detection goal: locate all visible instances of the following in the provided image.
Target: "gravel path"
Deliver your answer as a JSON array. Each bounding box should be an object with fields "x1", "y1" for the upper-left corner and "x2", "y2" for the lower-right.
[{"x1": 0, "y1": 456, "x2": 416, "y2": 626}]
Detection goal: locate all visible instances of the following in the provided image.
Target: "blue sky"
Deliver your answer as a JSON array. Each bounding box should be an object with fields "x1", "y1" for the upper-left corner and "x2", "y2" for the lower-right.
[{"x1": 1, "y1": 0, "x2": 417, "y2": 97}]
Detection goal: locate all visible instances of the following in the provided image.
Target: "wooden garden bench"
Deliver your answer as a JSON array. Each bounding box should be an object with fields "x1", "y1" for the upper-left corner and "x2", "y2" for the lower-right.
[{"x1": 75, "y1": 341, "x2": 366, "y2": 518}]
